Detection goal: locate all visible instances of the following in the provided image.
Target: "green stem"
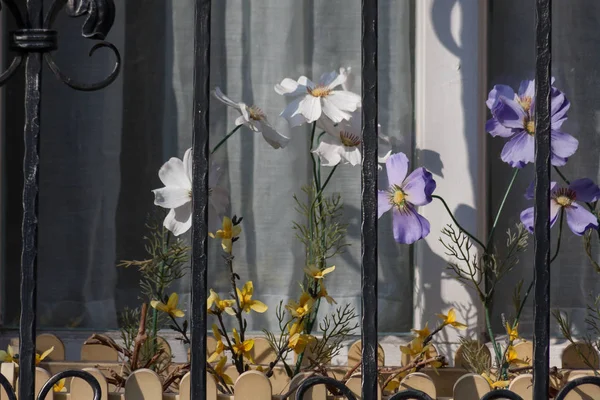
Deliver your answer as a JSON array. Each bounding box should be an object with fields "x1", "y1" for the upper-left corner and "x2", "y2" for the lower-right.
[
  {"x1": 432, "y1": 195, "x2": 487, "y2": 251},
  {"x1": 210, "y1": 125, "x2": 242, "y2": 155},
  {"x1": 553, "y1": 166, "x2": 571, "y2": 185},
  {"x1": 487, "y1": 168, "x2": 520, "y2": 247},
  {"x1": 309, "y1": 165, "x2": 338, "y2": 211},
  {"x1": 309, "y1": 122, "x2": 319, "y2": 190},
  {"x1": 485, "y1": 302, "x2": 503, "y2": 369},
  {"x1": 550, "y1": 210, "x2": 564, "y2": 263}
]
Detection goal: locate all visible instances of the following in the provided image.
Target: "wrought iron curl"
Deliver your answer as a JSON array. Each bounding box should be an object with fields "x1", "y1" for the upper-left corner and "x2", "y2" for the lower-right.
[
  {"x1": 0, "y1": 372, "x2": 17, "y2": 400},
  {"x1": 295, "y1": 376, "x2": 358, "y2": 400},
  {"x1": 388, "y1": 389, "x2": 434, "y2": 400},
  {"x1": 37, "y1": 370, "x2": 101, "y2": 400},
  {"x1": 554, "y1": 375, "x2": 600, "y2": 400},
  {"x1": 480, "y1": 390, "x2": 524, "y2": 400}
]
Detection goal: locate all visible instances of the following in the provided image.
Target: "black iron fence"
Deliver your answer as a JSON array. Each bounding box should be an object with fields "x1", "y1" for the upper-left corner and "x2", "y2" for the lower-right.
[{"x1": 1, "y1": 0, "x2": 600, "y2": 399}]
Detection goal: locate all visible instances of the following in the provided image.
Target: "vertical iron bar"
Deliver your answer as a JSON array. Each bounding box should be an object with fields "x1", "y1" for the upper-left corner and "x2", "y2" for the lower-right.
[
  {"x1": 361, "y1": 0, "x2": 378, "y2": 398},
  {"x1": 190, "y1": 0, "x2": 211, "y2": 399},
  {"x1": 20, "y1": 2, "x2": 43, "y2": 400},
  {"x1": 533, "y1": 0, "x2": 551, "y2": 399}
]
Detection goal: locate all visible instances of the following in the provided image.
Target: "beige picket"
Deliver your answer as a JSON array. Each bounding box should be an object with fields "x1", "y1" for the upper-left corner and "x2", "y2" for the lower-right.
[
  {"x1": 81, "y1": 337, "x2": 119, "y2": 362},
  {"x1": 36, "y1": 334, "x2": 65, "y2": 361},
  {"x1": 35, "y1": 367, "x2": 53, "y2": 400},
  {"x1": 70, "y1": 368, "x2": 108, "y2": 400},
  {"x1": 452, "y1": 373, "x2": 491, "y2": 400},
  {"x1": 250, "y1": 338, "x2": 278, "y2": 366},
  {"x1": 398, "y1": 372, "x2": 436, "y2": 399},
  {"x1": 233, "y1": 370, "x2": 272, "y2": 400},
  {"x1": 345, "y1": 375, "x2": 382, "y2": 400},
  {"x1": 178, "y1": 371, "x2": 217, "y2": 400},
  {"x1": 268, "y1": 367, "x2": 291, "y2": 396},
  {"x1": 124, "y1": 369, "x2": 162, "y2": 400},
  {"x1": 454, "y1": 341, "x2": 491, "y2": 369},
  {"x1": 508, "y1": 374, "x2": 533, "y2": 400},
  {"x1": 0, "y1": 362, "x2": 15, "y2": 400},
  {"x1": 513, "y1": 341, "x2": 533, "y2": 366},
  {"x1": 562, "y1": 342, "x2": 600, "y2": 369},
  {"x1": 347, "y1": 340, "x2": 385, "y2": 367},
  {"x1": 562, "y1": 372, "x2": 600, "y2": 400},
  {"x1": 280, "y1": 372, "x2": 325, "y2": 400}
]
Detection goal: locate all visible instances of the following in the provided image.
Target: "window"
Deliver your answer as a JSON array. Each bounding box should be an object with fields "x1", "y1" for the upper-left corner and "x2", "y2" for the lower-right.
[{"x1": 1, "y1": 1, "x2": 417, "y2": 333}]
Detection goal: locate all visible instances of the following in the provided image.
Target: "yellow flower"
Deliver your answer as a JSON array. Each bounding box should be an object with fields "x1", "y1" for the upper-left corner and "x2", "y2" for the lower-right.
[
  {"x1": 232, "y1": 329, "x2": 254, "y2": 363},
  {"x1": 436, "y1": 308, "x2": 467, "y2": 330},
  {"x1": 207, "y1": 289, "x2": 235, "y2": 315},
  {"x1": 53, "y1": 379, "x2": 67, "y2": 393},
  {"x1": 411, "y1": 323, "x2": 431, "y2": 339},
  {"x1": 287, "y1": 320, "x2": 314, "y2": 354},
  {"x1": 506, "y1": 346, "x2": 527, "y2": 366},
  {"x1": 317, "y1": 281, "x2": 336, "y2": 305},
  {"x1": 481, "y1": 372, "x2": 511, "y2": 389},
  {"x1": 209, "y1": 217, "x2": 241, "y2": 253},
  {"x1": 506, "y1": 322, "x2": 519, "y2": 342},
  {"x1": 208, "y1": 324, "x2": 226, "y2": 363},
  {"x1": 400, "y1": 337, "x2": 427, "y2": 356},
  {"x1": 236, "y1": 281, "x2": 268, "y2": 313},
  {"x1": 36, "y1": 346, "x2": 54, "y2": 365},
  {"x1": 286, "y1": 292, "x2": 314, "y2": 318},
  {"x1": 213, "y1": 357, "x2": 234, "y2": 385},
  {"x1": 151, "y1": 293, "x2": 185, "y2": 318},
  {"x1": 304, "y1": 264, "x2": 336, "y2": 279},
  {"x1": 0, "y1": 345, "x2": 16, "y2": 364}
]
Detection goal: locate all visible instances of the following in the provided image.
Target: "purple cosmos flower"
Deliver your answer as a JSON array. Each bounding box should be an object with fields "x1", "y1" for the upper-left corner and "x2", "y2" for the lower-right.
[
  {"x1": 486, "y1": 79, "x2": 578, "y2": 168},
  {"x1": 378, "y1": 152, "x2": 436, "y2": 244},
  {"x1": 520, "y1": 178, "x2": 600, "y2": 235}
]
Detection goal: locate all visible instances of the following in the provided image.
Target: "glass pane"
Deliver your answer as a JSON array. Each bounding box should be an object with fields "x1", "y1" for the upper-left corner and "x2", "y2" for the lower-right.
[
  {"x1": 2, "y1": 0, "x2": 415, "y2": 334},
  {"x1": 488, "y1": 0, "x2": 600, "y2": 336}
]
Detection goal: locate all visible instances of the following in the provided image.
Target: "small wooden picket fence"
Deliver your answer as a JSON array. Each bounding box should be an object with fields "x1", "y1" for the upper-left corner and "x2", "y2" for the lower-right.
[{"x1": 1, "y1": 333, "x2": 600, "y2": 399}]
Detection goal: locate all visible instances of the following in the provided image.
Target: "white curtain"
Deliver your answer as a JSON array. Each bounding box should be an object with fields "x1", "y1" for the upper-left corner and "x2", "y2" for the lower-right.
[
  {"x1": 4, "y1": 0, "x2": 415, "y2": 332},
  {"x1": 489, "y1": 0, "x2": 600, "y2": 337}
]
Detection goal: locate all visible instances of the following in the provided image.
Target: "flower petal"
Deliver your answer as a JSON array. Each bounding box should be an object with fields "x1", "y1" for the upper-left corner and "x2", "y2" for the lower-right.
[
  {"x1": 517, "y1": 79, "x2": 535, "y2": 99},
  {"x1": 550, "y1": 130, "x2": 578, "y2": 161},
  {"x1": 520, "y1": 207, "x2": 534, "y2": 233},
  {"x1": 183, "y1": 148, "x2": 193, "y2": 183},
  {"x1": 296, "y1": 95, "x2": 322, "y2": 123},
  {"x1": 274, "y1": 77, "x2": 305, "y2": 96},
  {"x1": 313, "y1": 137, "x2": 343, "y2": 167},
  {"x1": 209, "y1": 186, "x2": 229, "y2": 217},
  {"x1": 378, "y1": 191, "x2": 392, "y2": 218},
  {"x1": 385, "y1": 152, "x2": 409, "y2": 187},
  {"x1": 402, "y1": 167, "x2": 436, "y2": 206},
  {"x1": 326, "y1": 90, "x2": 362, "y2": 114},
  {"x1": 318, "y1": 71, "x2": 339, "y2": 87},
  {"x1": 565, "y1": 204, "x2": 599, "y2": 235},
  {"x1": 258, "y1": 120, "x2": 289, "y2": 149},
  {"x1": 281, "y1": 97, "x2": 308, "y2": 127},
  {"x1": 500, "y1": 131, "x2": 534, "y2": 168},
  {"x1": 153, "y1": 187, "x2": 191, "y2": 209},
  {"x1": 158, "y1": 156, "x2": 190, "y2": 189},
  {"x1": 322, "y1": 265, "x2": 336, "y2": 275},
  {"x1": 493, "y1": 97, "x2": 527, "y2": 129},
  {"x1": 324, "y1": 72, "x2": 347, "y2": 90},
  {"x1": 392, "y1": 206, "x2": 431, "y2": 244},
  {"x1": 321, "y1": 97, "x2": 352, "y2": 124},
  {"x1": 250, "y1": 300, "x2": 268, "y2": 313},
  {"x1": 486, "y1": 117, "x2": 514, "y2": 138},
  {"x1": 212, "y1": 87, "x2": 242, "y2": 110},
  {"x1": 570, "y1": 178, "x2": 600, "y2": 202},
  {"x1": 167, "y1": 293, "x2": 179, "y2": 309},
  {"x1": 550, "y1": 88, "x2": 570, "y2": 129},
  {"x1": 172, "y1": 309, "x2": 185, "y2": 318},
  {"x1": 524, "y1": 180, "x2": 557, "y2": 200},
  {"x1": 234, "y1": 115, "x2": 250, "y2": 127},
  {"x1": 163, "y1": 203, "x2": 192, "y2": 236},
  {"x1": 486, "y1": 84, "x2": 516, "y2": 109}
]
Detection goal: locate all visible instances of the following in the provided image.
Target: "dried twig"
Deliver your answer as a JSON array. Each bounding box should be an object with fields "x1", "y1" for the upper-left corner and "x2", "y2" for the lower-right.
[
  {"x1": 162, "y1": 362, "x2": 190, "y2": 391},
  {"x1": 84, "y1": 334, "x2": 131, "y2": 358},
  {"x1": 382, "y1": 356, "x2": 444, "y2": 390},
  {"x1": 342, "y1": 360, "x2": 361, "y2": 382},
  {"x1": 130, "y1": 303, "x2": 149, "y2": 370},
  {"x1": 143, "y1": 348, "x2": 166, "y2": 369}
]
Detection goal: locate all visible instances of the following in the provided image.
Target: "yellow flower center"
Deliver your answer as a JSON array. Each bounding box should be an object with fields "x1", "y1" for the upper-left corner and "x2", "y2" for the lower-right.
[
  {"x1": 392, "y1": 189, "x2": 406, "y2": 207},
  {"x1": 525, "y1": 120, "x2": 535, "y2": 134},
  {"x1": 553, "y1": 188, "x2": 576, "y2": 207},
  {"x1": 248, "y1": 105, "x2": 265, "y2": 121},
  {"x1": 339, "y1": 132, "x2": 361, "y2": 147},
  {"x1": 308, "y1": 85, "x2": 331, "y2": 98},
  {"x1": 518, "y1": 96, "x2": 532, "y2": 112}
]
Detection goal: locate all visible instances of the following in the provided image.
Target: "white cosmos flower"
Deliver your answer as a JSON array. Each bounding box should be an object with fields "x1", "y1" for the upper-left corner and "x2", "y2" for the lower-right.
[
  {"x1": 152, "y1": 148, "x2": 229, "y2": 236},
  {"x1": 212, "y1": 87, "x2": 289, "y2": 149},
  {"x1": 274, "y1": 71, "x2": 362, "y2": 127},
  {"x1": 313, "y1": 112, "x2": 392, "y2": 168}
]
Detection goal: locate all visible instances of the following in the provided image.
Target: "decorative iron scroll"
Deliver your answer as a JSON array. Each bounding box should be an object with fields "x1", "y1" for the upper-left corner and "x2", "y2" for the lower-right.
[
  {"x1": 0, "y1": 369, "x2": 101, "y2": 400},
  {"x1": 0, "y1": 0, "x2": 120, "y2": 91}
]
